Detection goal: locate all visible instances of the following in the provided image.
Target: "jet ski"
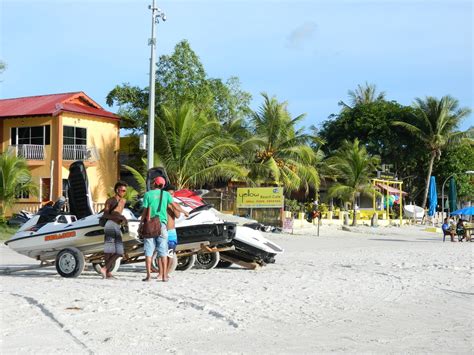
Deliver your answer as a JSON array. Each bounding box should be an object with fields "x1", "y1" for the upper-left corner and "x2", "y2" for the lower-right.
[
  {"x1": 172, "y1": 189, "x2": 284, "y2": 268},
  {"x1": 5, "y1": 161, "x2": 142, "y2": 278}
]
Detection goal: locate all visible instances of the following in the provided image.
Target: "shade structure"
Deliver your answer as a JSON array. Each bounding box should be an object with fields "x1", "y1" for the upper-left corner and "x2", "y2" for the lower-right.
[
  {"x1": 428, "y1": 176, "x2": 437, "y2": 217},
  {"x1": 448, "y1": 178, "x2": 457, "y2": 212},
  {"x1": 450, "y1": 206, "x2": 474, "y2": 216}
]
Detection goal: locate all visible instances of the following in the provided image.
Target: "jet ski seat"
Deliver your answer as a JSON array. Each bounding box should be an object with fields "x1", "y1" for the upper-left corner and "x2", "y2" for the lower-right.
[{"x1": 67, "y1": 161, "x2": 95, "y2": 219}]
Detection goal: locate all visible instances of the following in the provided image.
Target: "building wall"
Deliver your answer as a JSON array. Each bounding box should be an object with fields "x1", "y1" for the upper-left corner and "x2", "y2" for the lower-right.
[
  {"x1": 61, "y1": 112, "x2": 119, "y2": 203},
  {"x1": 1, "y1": 116, "x2": 57, "y2": 205},
  {"x1": 0, "y1": 112, "x2": 119, "y2": 208}
]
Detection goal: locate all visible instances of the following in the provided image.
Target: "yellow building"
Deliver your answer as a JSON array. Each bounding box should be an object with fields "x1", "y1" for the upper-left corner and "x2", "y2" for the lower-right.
[{"x1": 0, "y1": 92, "x2": 120, "y2": 213}]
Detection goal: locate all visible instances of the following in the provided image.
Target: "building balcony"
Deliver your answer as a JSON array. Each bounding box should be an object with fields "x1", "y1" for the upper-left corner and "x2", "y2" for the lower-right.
[
  {"x1": 62, "y1": 145, "x2": 98, "y2": 162},
  {"x1": 8, "y1": 144, "x2": 46, "y2": 161}
]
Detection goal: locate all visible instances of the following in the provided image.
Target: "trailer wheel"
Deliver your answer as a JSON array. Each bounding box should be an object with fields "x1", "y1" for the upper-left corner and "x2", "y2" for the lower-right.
[
  {"x1": 55, "y1": 247, "x2": 85, "y2": 278},
  {"x1": 195, "y1": 251, "x2": 220, "y2": 270},
  {"x1": 175, "y1": 254, "x2": 196, "y2": 271},
  {"x1": 92, "y1": 257, "x2": 122, "y2": 274},
  {"x1": 217, "y1": 260, "x2": 233, "y2": 268}
]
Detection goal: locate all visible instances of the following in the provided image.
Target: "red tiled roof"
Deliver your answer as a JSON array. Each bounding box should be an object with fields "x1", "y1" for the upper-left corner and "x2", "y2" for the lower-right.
[{"x1": 0, "y1": 92, "x2": 118, "y2": 120}]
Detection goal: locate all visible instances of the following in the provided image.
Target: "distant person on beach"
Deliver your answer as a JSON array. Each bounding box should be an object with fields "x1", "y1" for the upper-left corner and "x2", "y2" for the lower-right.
[
  {"x1": 442, "y1": 217, "x2": 456, "y2": 242},
  {"x1": 163, "y1": 185, "x2": 189, "y2": 279},
  {"x1": 456, "y1": 219, "x2": 469, "y2": 242},
  {"x1": 100, "y1": 181, "x2": 128, "y2": 279},
  {"x1": 141, "y1": 176, "x2": 173, "y2": 282}
]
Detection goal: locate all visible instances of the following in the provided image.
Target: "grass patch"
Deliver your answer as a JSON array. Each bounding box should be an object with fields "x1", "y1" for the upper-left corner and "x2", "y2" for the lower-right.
[{"x1": 0, "y1": 224, "x2": 19, "y2": 241}]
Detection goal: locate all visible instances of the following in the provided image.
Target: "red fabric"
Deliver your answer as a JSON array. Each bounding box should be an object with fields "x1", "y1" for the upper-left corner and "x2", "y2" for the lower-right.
[
  {"x1": 376, "y1": 183, "x2": 408, "y2": 196},
  {"x1": 174, "y1": 189, "x2": 205, "y2": 208}
]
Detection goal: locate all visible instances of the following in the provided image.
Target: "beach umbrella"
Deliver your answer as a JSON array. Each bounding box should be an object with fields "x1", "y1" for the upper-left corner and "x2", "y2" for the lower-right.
[
  {"x1": 448, "y1": 177, "x2": 457, "y2": 213},
  {"x1": 428, "y1": 176, "x2": 437, "y2": 217},
  {"x1": 450, "y1": 206, "x2": 474, "y2": 216}
]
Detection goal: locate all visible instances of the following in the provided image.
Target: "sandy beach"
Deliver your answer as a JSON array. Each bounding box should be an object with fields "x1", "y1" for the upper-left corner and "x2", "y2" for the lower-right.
[{"x1": 1, "y1": 224, "x2": 472, "y2": 354}]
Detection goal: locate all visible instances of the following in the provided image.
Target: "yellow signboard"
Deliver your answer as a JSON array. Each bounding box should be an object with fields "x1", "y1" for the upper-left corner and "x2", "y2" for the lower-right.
[{"x1": 236, "y1": 187, "x2": 284, "y2": 208}]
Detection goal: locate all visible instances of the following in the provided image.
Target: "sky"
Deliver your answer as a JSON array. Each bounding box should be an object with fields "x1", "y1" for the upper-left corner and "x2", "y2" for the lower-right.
[{"x1": 1, "y1": 0, "x2": 473, "y2": 131}]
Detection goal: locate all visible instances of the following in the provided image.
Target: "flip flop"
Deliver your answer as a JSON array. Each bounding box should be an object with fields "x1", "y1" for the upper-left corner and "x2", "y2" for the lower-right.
[{"x1": 142, "y1": 277, "x2": 151, "y2": 282}]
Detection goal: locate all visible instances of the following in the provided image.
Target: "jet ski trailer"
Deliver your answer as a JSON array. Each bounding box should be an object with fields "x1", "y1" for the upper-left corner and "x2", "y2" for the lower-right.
[
  {"x1": 5, "y1": 163, "x2": 238, "y2": 277},
  {"x1": 4, "y1": 161, "x2": 150, "y2": 277},
  {"x1": 171, "y1": 189, "x2": 284, "y2": 269}
]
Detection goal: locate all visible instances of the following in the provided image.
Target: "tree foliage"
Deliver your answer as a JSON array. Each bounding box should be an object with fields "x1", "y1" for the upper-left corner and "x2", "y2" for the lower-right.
[
  {"x1": 0, "y1": 151, "x2": 38, "y2": 218},
  {"x1": 246, "y1": 93, "x2": 320, "y2": 193},
  {"x1": 338, "y1": 82, "x2": 386, "y2": 111},
  {"x1": 433, "y1": 141, "x2": 474, "y2": 200},
  {"x1": 106, "y1": 40, "x2": 251, "y2": 133},
  {"x1": 154, "y1": 103, "x2": 247, "y2": 189},
  {"x1": 319, "y1": 99, "x2": 426, "y2": 201},
  {"x1": 393, "y1": 95, "x2": 471, "y2": 207},
  {"x1": 327, "y1": 139, "x2": 380, "y2": 225}
]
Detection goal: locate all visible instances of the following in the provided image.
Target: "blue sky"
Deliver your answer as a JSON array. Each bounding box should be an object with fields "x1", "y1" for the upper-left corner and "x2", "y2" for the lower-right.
[{"x1": 1, "y1": 0, "x2": 472, "y2": 131}]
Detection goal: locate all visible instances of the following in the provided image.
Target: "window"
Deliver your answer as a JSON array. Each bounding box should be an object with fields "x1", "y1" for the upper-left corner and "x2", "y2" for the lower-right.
[
  {"x1": 63, "y1": 126, "x2": 87, "y2": 146},
  {"x1": 16, "y1": 186, "x2": 30, "y2": 199},
  {"x1": 11, "y1": 126, "x2": 50, "y2": 145}
]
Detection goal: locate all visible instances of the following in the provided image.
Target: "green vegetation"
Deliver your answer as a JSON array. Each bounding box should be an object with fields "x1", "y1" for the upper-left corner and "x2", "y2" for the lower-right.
[
  {"x1": 327, "y1": 139, "x2": 380, "y2": 226},
  {"x1": 393, "y1": 96, "x2": 471, "y2": 208},
  {"x1": 0, "y1": 151, "x2": 38, "y2": 219},
  {"x1": 108, "y1": 39, "x2": 472, "y2": 210}
]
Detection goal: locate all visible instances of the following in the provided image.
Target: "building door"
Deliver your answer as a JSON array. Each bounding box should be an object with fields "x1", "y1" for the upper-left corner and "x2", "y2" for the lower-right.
[{"x1": 41, "y1": 178, "x2": 51, "y2": 202}]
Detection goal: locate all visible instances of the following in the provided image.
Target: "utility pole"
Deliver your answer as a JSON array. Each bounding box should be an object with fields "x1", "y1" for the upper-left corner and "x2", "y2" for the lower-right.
[{"x1": 147, "y1": 1, "x2": 166, "y2": 169}]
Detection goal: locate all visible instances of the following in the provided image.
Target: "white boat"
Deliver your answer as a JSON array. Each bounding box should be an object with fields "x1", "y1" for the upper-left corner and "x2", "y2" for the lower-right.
[{"x1": 404, "y1": 204, "x2": 425, "y2": 219}]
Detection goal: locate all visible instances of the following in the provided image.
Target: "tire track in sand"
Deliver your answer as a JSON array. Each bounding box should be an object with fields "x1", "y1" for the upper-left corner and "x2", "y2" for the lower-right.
[
  {"x1": 147, "y1": 290, "x2": 239, "y2": 328},
  {"x1": 10, "y1": 292, "x2": 94, "y2": 354}
]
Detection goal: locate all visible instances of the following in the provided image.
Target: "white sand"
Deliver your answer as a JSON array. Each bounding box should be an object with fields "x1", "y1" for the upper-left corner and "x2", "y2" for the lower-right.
[{"x1": 1, "y1": 225, "x2": 472, "y2": 354}]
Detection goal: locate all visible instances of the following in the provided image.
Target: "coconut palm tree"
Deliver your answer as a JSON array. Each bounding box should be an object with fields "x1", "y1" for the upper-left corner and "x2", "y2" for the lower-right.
[
  {"x1": 154, "y1": 103, "x2": 247, "y2": 189},
  {"x1": 327, "y1": 139, "x2": 380, "y2": 226},
  {"x1": 0, "y1": 151, "x2": 38, "y2": 219},
  {"x1": 393, "y1": 95, "x2": 471, "y2": 208},
  {"x1": 338, "y1": 82, "x2": 385, "y2": 111},
  {"x1": 246, "y1": 93, "x2": 320, "y2": 193}
]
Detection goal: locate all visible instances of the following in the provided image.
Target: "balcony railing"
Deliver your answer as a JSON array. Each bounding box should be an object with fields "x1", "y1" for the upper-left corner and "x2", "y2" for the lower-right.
[
  {"x1": 8, "y1": 145, "x2": 45, "y2": 160},
  {"x1": 63, "y1": 145, "x2": 98, "y2": 161}
]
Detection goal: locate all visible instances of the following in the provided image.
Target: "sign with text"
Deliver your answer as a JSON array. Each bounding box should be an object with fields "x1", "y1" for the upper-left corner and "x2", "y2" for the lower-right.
[{"x1": 236, "y1": 187, "x2": 284, "y2": 208}]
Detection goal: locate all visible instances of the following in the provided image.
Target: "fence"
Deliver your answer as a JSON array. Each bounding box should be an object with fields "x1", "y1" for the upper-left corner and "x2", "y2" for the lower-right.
[
  {"x1": 63, "y1": 145, "x2": 99, "y2": 161},
  {"x1": 8, "y1": 145, "x2": 45, "y2": 160}
]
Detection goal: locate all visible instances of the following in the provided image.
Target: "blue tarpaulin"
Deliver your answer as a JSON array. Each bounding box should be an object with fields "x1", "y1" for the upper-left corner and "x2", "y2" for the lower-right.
[
  {"x1": 450, "y1": 206, "x2": 474, "y2": 216},
  {"x1": 428, "y1": 176, "x2": 437, "y2": 217}
]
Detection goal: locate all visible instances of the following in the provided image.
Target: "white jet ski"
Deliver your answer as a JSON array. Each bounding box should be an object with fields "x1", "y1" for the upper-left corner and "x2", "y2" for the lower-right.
[
  {"x1": 5, "y1": 161, "x2": 142, "y2": 278},
  {"x1": 172, "y1": 189, "x2": 284, "y2": 267}
]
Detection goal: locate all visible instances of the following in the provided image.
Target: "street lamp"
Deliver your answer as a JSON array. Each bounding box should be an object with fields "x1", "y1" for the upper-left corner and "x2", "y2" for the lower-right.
[
  {"x1": 146, "y1": 1, "x2": 166, "y2": 170},
  {"x1": 441, "y1": 171, "x2": 474, "y2": 218}
]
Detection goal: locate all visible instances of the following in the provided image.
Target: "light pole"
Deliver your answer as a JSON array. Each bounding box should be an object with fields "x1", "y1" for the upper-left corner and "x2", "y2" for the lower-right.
[
  {"x1": 146, "y1": 1, "x2": 166, "y2": 170},
  {"x1": 441, "y1": 170, "x2": 474, "y2": 218}
]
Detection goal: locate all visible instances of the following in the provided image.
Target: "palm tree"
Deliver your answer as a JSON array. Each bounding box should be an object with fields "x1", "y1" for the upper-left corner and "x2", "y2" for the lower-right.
[
  {"x1": 246, "y1": 93, "x2": 320, "y2": 193},
  {"x1": 0, "y1": 151, "x2": 38, "y2": 219},
  {"x1": 327, "y1": 139, "x2": 380, "y2": 226},
  {"x1": 393, "y1": 96, "x2": 471, "y2": 208},
  {"x1": 338, "y1": 82, "x2": 385, "y2": 111},
  {"x1": 154, "y1": 103, "x2": 247, "y2": 189}
]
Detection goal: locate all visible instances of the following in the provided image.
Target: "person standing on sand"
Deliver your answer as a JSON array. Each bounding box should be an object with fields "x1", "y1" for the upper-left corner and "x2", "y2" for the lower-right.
[
  {"x1": 141, "y1": 176, "x2": 174, "y2": 282},
  {"x1": 100, "y1": 181, "x2": 128, "y2": 279},
  {"x1": 163, "y1": 185, "x2": 189, "y2": 279}
]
